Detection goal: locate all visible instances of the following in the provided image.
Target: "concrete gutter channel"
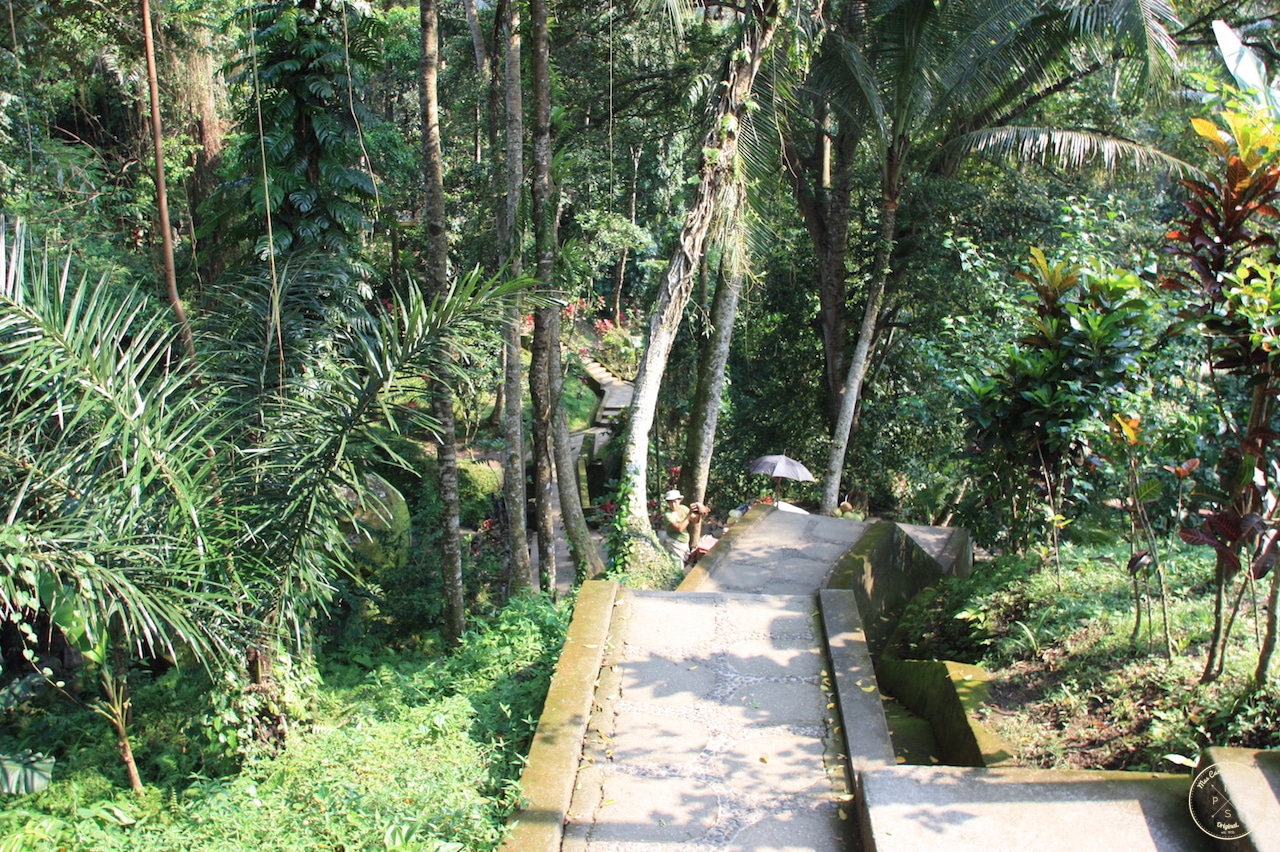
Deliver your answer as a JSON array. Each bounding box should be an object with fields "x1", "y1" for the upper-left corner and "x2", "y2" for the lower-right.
[{"x1": 503, "y1": 507, "x2": 1279, "y2": 851}]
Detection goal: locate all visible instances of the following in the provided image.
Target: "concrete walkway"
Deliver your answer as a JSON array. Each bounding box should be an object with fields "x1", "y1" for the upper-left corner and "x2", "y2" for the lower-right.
[
  {"x1": 684, "y1": 511, "x2": 871, "y2": 596},
  {"x1": 561, "y1": 510, "x2": 870, "y2": 850},
  {"x1": 564, "y1": 591, "x2": 851, "y2": 850}
]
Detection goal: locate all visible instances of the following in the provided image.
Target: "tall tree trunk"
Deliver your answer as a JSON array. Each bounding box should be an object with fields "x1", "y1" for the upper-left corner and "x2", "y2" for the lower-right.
[
  {"x1": 782, "y1": 125, "x2": 856, "y2": 426},
  {"x1": 174, "y1": 24, "x2": 225, "y2": 289},
  {"x1": 529, "y1": 0, "x2": 556, "y2": 593},
  {"x1": 530, "y1": 312, "x2": 557, "y2": 592},
  {"x1": 681, "y1": 241, "x2": 746, "y2": 550},
  {"x1": 141, "y1": 0, "x2": 194, "y2": 360},
  {"x1": 617, "y1": 3, "x2": 782, "y2": 561},
  {"x1": 466, "y1": 0, "x2": 506, "y2": 432},
  {"x1": 549, "y1": 318, "x2": 607, "y2": 582},
  {"x1": 421, "y1": 0, "x2": 464, "y2": 643},
  {"x1": 820, "y1": 141, "x2": 902, "y2": 512},
  {"x1": 498, "y1": 0, "x2": 532, "y2": 591}
]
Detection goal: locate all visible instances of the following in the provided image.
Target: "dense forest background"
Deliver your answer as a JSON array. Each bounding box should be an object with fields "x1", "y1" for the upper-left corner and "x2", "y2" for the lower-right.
[{"x1": 2, "y1": 0, "x2": 1279, "y2": 848}]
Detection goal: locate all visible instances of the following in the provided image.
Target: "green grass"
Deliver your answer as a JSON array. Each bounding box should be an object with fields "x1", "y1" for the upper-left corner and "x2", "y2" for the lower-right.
[{"x1": 561, "y1": 366, "x2": 598, "y2": 432}]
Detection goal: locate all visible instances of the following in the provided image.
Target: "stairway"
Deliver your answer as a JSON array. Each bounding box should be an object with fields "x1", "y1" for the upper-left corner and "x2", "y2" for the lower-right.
[
  {"x1": 578, "y1": 355, "x2": 633, "y2": 426},
  {"x1": 503, "y1": 506, "x2": 1233, "y2": 852}
]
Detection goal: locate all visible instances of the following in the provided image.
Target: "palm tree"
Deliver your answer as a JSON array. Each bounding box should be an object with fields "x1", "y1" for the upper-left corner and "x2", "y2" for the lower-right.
[
  {"x1": 0, "y1": 221, "x2": 237, "y2": 790},
  {"x1": 801, "y1": 0, "x2": 1184, "y2": 511},
  {"x1": 0, "y1": 219, "x2": 529, "y2": 784}
]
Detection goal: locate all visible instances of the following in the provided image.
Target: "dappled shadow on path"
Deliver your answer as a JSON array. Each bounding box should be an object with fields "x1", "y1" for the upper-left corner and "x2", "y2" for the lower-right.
[{"x1": 564, "y1": 591, "x2": 854, "y2": 850}]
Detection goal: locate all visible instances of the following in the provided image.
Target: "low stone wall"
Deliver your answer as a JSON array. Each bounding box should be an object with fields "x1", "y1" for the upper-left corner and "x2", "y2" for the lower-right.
[
  {"x1": 499, "y1": 580, "x2": 619, "y2": 852},
  {"x1": 675, "y1": 501, "x2": 777, "y2": 592},
  {"x1": 825, "y1": 520, "x2": 970, "y2": 656},
  {"x1": 873, "y1": 656, "x2": 1015, "y2": 767}
]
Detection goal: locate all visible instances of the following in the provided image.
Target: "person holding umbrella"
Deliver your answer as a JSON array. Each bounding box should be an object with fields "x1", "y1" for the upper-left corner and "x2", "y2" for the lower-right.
[
  {"x1": 747, "y1": 454, "x2": 816, "y2": 508},
  {"x1": 661, "y1": 489, "x2": 707, "y2": 565}
]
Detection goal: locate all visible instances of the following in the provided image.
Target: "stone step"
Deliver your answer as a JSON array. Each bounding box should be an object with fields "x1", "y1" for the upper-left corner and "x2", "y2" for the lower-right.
[
  {"x1": 579, "y1": 358, "x2": 620, "y2": 387},
  {"x1": 1192, "y1": 747, "x2": 1280, "y2": 850},
  {"x1": 860, "y1": 764, "x2": 1207, "y2": 851}
]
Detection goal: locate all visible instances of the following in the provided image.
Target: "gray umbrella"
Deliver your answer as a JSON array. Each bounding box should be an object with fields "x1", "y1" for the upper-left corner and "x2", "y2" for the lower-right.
[{"x1": 747, "y1": 454, "x2": 816, "y2": 482}]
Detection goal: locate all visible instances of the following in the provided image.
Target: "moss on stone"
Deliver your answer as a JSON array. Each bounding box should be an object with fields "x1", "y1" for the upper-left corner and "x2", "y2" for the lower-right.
[
  {"x1": 457, "y1": 459, "x2": 503, "y2": 528},
  {"x1": 342, "y1": 472, "x2": 412, "y2": 576}
]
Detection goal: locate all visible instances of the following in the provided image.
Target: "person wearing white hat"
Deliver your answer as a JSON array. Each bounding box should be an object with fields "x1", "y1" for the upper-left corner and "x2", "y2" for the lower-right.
[{"x1": 660, "y1": 489, "x2": 705, "y2": 565}]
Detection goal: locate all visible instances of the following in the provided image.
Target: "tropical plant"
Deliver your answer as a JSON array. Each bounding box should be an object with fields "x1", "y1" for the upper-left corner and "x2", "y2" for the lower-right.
[
  {"x1": 800, "y1": 0, "x2": 1184, "y2": 511},
  {"x1": 197, "y1": 253, "x2": 535, "y2": 732},
  {"x1": 0, "y1": 218, "x2": 530, "y2": 786},
  {"x1": 961, "y1": 249, "x2": 1161, "y2": 553},
  {"x1": 1107, "y1": 413, "x2": 1175, "y2": 658},
  {"x1": 0, "y1": 220, "x2": 237, "y2": 789},
  {"x1": 1162, "y1": 102, "x2": 1280, "y2": 684},
  {"x1": 202, "y1": 0, "x2": 383, "y2": 260}
]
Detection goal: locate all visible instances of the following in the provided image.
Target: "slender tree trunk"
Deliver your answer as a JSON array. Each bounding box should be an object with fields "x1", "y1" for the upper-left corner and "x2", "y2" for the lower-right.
[
  {"x1": 175, "y1": 24, "x2": 225, "y2": 289},
  {"x1": 501, "y1": 310, "x2": 531, "y2": 589},
  {"x1": 465, "y1": 0, "x2": 507, "y2": 433},
  {"x1": 530, "y1": 313, "x2": 557, "y2": 592},
  {"x1": 100, "y1": 645, "x2": 143, "y2": 793},
  {"x1": 1206, "y1": 374, "x2": 1274, "y2": 681},
  {"x1": 782, "y1": 106, "x2": 855, "y2": 426},
  {"x1": 487, "y1": 348, "x2": 506, "y2": 428},
  {"x1": 141, "y1": 0, "x2": 194, "y2": 360},
  {"x1": 820, "y1": 143, "x2": 901, "y2": 512},
  {"x1": 1201, "y1": 560, "x2": 1227, "y2": 683},
  {"x1": 462, "y1": 0, "x2": 489, "y2": 80},
  {"x1": 421, "y1": 0, "x2": 464, "y2": 643},
  {"x1": 618, "y1": 3, "x2": 782, "y2": 557},
  {"x1": 681, "y1": 246, "x2": 745, "y2": 550},
  {"x1": 549, "y1": 319, "x2": 607, "y2": 582},
  {"x1": 1256, "y1": 563, "x2": 1280, "y2": 686},
  {"x1": 498, "y1": 0, "x2": 532, "y2": 590},
  {"x1": 529, "y1": 0, "x2": 556, "y2": 593}
]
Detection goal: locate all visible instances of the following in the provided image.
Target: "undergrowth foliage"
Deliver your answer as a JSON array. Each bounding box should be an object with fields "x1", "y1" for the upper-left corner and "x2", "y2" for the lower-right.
[
  {"x1": 895, "y1": 542, "x2": 1279, "y2": 771},
  {"x1": 0, "y1": 594, "x2": 567, "y2": 851}
]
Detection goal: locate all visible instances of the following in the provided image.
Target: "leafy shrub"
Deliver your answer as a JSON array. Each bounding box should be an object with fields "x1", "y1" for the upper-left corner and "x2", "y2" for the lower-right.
[
  {"x1": 895, "y1": 538, "x2": 1279, "y2": 770},
  {"x1": 595, "y1": 323, "x2": 641, "y2": 380}
]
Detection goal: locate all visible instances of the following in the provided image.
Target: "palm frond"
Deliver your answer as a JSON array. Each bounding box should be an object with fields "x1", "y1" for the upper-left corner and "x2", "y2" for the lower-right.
[
  {"x1": 953, "y1": 126, "x2": 1202, "y2": 177},
  {"x1": 0, "y1": 224, "x2": 221, "y2": 542},
  {"x1": 204, "y1": 260, "x2": 537, "y2": 640},
  {"x1": 642, "y1": 0, "x2": 695, "y2": 42},
  {"x1": 0, "y1": 220, "x2": 238, "y2": 669},
  {"x1": 1068, "y1": 0, "x2": 1179, "y2": 84}
]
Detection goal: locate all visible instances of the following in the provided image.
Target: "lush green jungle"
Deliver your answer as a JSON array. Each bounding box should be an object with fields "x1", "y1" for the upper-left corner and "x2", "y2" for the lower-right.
[{"x1": 1, "y1": 0, "x2": 1279, "y2": 848}]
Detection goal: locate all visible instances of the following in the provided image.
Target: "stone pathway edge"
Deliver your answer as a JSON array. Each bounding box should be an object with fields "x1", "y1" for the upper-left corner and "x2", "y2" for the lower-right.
[{"x1": 500, "y1": 579, "x2": 620, "y2": 852}]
